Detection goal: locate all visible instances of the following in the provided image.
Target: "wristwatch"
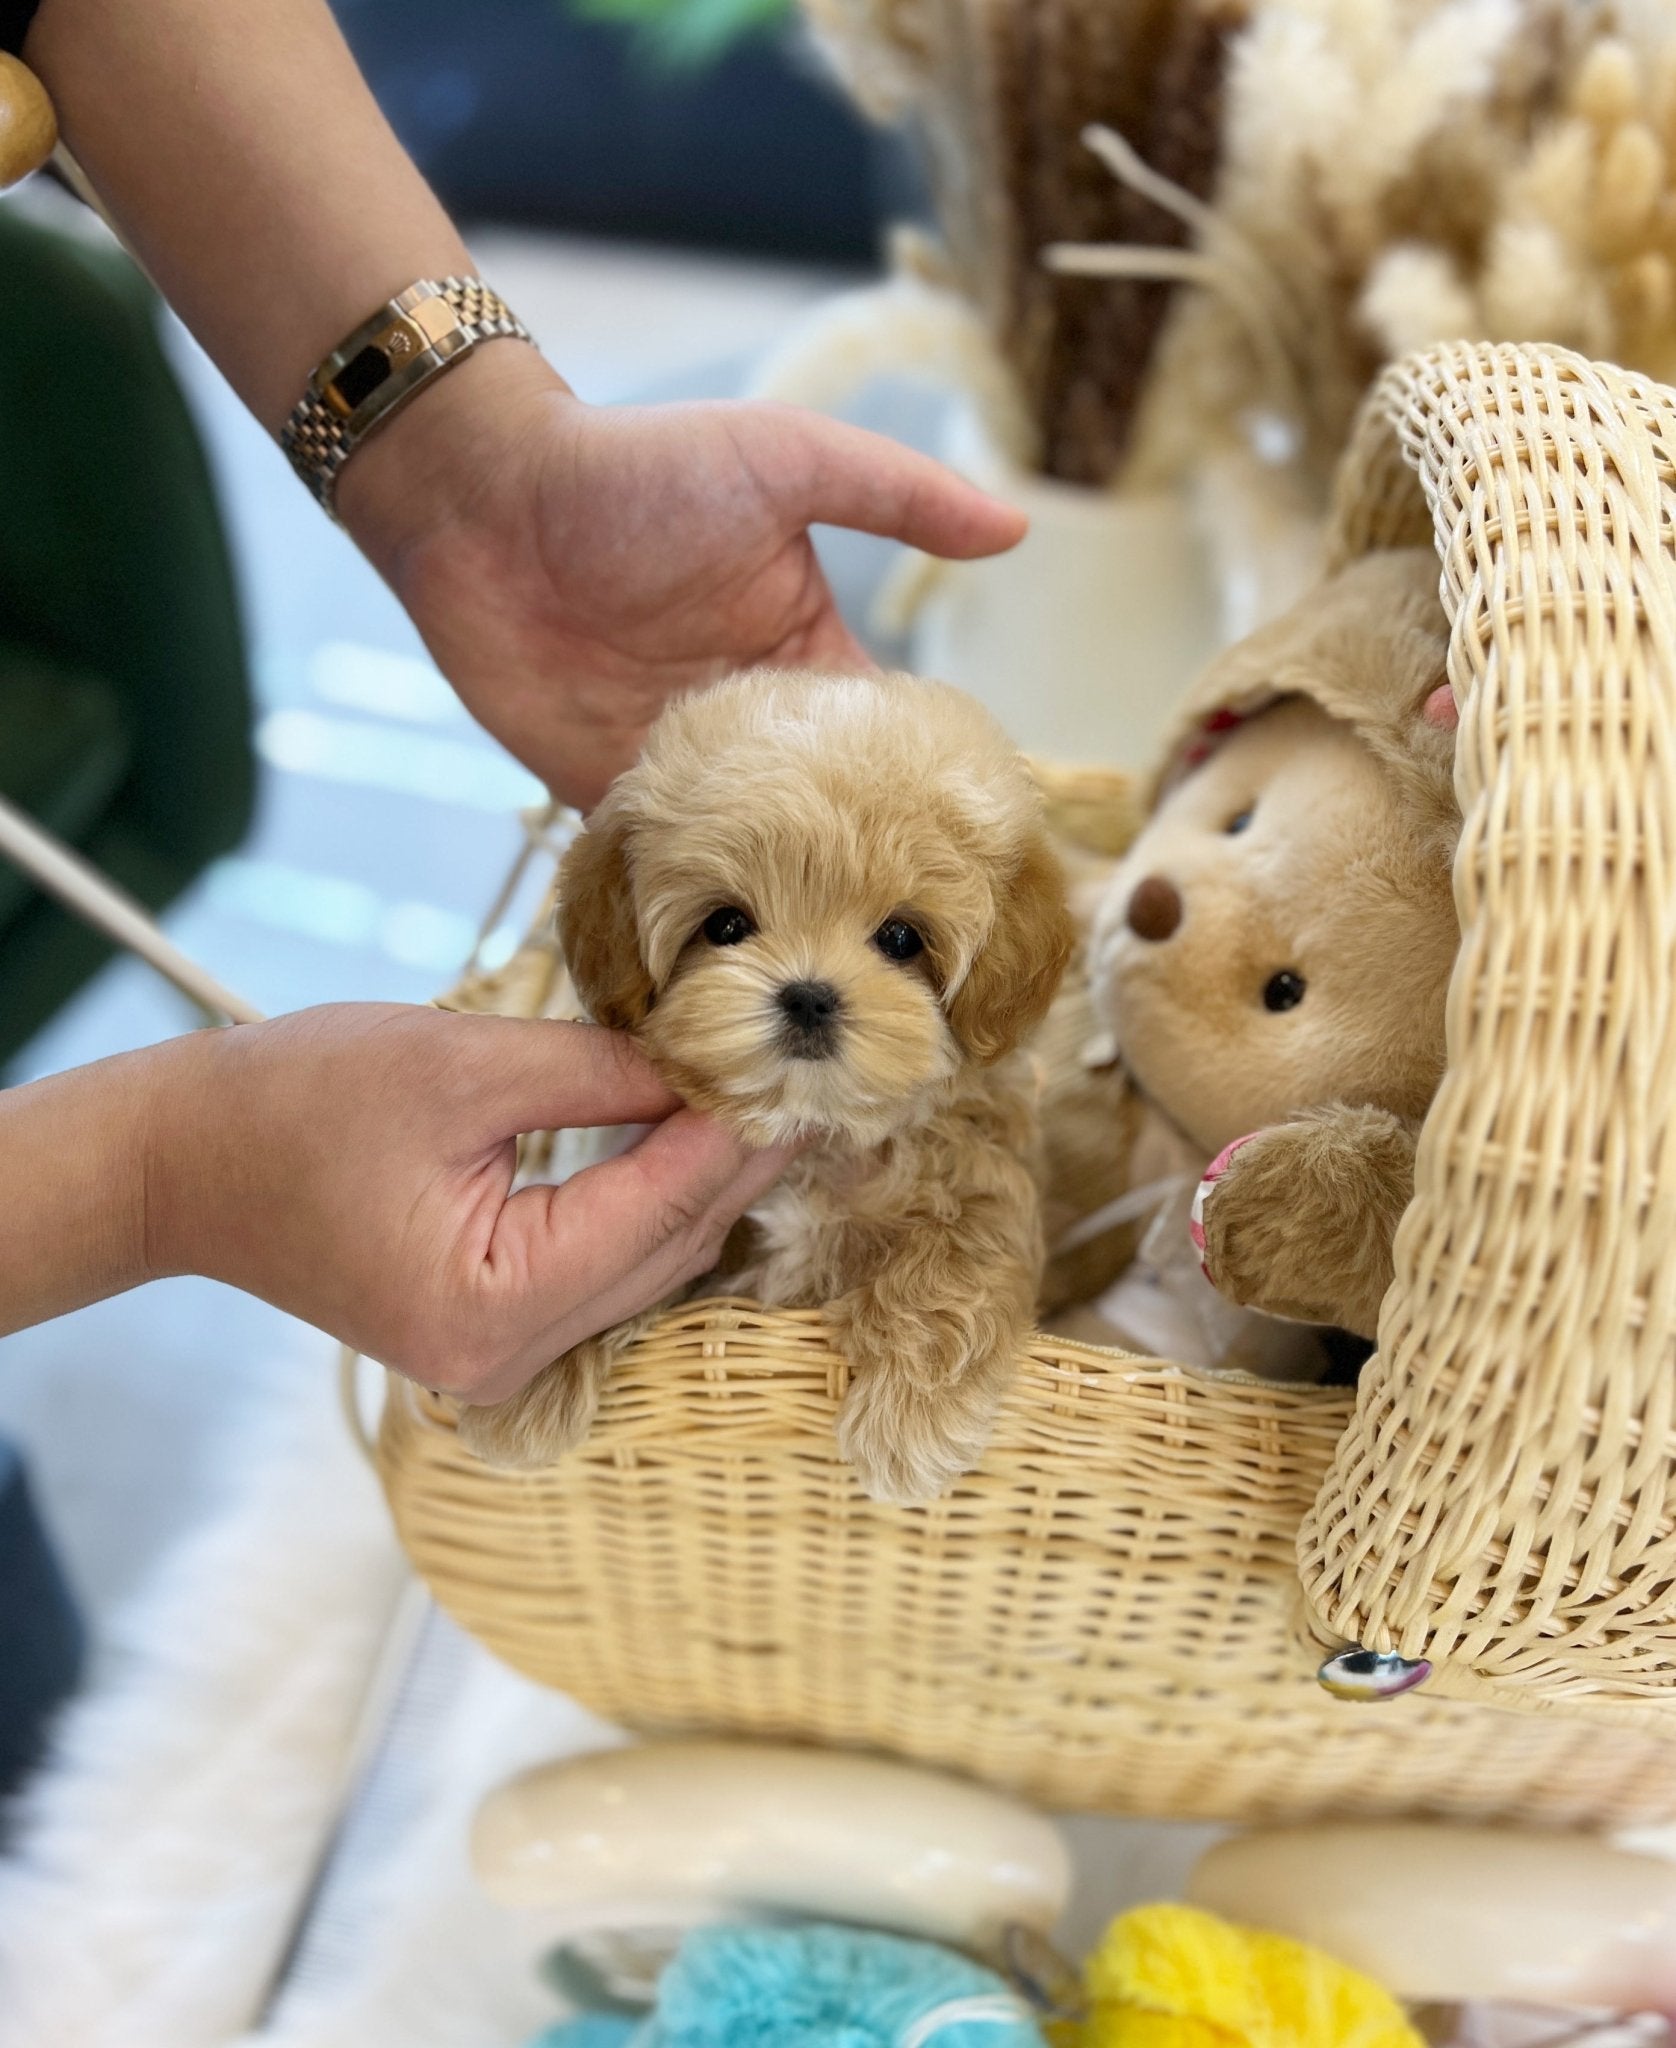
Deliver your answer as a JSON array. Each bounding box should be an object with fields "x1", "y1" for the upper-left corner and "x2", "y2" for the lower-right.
[{"x1": 280, "y1": 276, "x2": 532, "y2": 513}]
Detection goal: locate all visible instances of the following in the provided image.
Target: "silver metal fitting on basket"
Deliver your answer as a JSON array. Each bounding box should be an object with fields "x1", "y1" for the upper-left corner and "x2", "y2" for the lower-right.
[{"x1": 1317, "y1": 1646, "x2": 1432, "y2": 1701}]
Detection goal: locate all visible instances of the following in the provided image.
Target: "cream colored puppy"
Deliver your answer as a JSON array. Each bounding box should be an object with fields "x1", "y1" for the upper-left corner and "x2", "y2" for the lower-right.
[{"x1": 458, "y1": 669, "x2": 1074, "y2": 1503}]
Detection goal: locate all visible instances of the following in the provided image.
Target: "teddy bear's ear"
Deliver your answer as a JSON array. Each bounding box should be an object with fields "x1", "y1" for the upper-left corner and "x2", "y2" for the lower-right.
[
  {"x1": 558, "y1": 800, "x2": 655, "y2": 1030},
  {"x1": 947, "y1": 829, "x2": 1076, "y2": 1065}
]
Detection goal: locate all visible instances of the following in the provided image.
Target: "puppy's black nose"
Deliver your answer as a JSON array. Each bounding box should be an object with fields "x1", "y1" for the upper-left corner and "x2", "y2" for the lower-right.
[
  {"x1": 1126, "y1": 874, "x2": 1183, "y2": 942},
  {"x1": 778, "y1": 979, "x2": 842, "y2": 1055}
]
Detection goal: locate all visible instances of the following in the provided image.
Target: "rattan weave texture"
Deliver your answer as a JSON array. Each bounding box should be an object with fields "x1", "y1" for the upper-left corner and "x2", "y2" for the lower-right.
[{"x1": 1303, "y1": 342, "x2": 1676, "y2": 1714}]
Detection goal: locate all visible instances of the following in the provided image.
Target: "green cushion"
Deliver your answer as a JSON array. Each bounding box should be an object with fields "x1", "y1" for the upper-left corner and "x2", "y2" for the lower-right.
[
  {"x1": 0, "y1": 819, "x2": 196, "y2": 1058},
  {"x1": 0, "y1": 649, "x2": 132, "y2": 935},
  {"x1": 0, "y1": 207, "x2": 255, "y2": 1066}
]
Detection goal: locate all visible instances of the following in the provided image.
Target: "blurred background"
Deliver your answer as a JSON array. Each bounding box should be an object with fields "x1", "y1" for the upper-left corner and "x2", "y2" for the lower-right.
[{"x1": 335, "y1": 0, "x2": 914, "y2": 257}]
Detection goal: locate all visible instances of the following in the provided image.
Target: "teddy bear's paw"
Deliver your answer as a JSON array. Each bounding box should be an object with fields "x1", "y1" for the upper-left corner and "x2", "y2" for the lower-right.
[
  {"x1": 834, "y1": 1366, "x2": 1001, "y2": 1505},
  {"x1": 1191, "y1": 1107, "x2": 1416, "y2": 1340},
  {"x1": 1189, "y1": 1134, "x2": 1261, "y2": 1271},
  {"x1": 1192, "y1": 1129, "x2": 1327, "y2": 1324},
  {"x1": 454, "y1": 1344, "x2": 609, "y2": 1470}
]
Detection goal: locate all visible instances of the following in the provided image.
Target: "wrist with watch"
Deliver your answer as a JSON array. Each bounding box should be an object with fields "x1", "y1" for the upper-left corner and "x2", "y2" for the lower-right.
[{"x1": 279, "y1": 275, "x2": 533, "y2": 515}]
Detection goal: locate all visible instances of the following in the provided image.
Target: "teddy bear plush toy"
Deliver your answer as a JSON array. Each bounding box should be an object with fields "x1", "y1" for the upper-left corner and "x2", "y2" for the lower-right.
[{"x1": 1043, "y1": 548, "x2": 1461, "y2": 1352}]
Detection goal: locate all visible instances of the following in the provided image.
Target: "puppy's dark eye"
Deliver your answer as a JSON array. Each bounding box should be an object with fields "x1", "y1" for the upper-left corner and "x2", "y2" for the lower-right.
[
  {"x1": 1263, "y1": 970, "x2": 1306, "y2": 1012},
  {"x1": 1226, "y1": 807, "x2": 1254, "y2": 835},
  {"x1": 702, "y1": 905, "x2": 755, "y2": 947},
  {"x1": 874, "y1": 918, "x2": 924, "y2": 962}
]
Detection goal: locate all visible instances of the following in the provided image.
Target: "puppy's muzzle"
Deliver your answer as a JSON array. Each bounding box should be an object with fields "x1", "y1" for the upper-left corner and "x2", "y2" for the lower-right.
[{"x1": 777, "y1": 979, "x2": 843, "y2": 1059}]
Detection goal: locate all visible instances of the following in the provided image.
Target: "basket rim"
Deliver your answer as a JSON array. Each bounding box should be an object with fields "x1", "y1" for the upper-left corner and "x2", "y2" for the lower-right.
[{"x1": 372, "y1": 1295, "x2": 1355, "y2": 1472}]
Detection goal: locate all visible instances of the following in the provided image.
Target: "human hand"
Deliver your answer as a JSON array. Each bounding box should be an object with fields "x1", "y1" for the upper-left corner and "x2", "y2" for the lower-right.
[
  {"x1": 142, "y1": 1004, "x2": 795, "y2": 1399},
  {"x1": 338, "y1": 346, "x2": 1027, "y2": 808}
]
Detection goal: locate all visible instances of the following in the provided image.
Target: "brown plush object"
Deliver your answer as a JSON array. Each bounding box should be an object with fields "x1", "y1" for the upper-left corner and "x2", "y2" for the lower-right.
[
  {"x1": 457, "y1": 670, "x2": 1074, "y2": 1503},
  {"x1": 1073, "y1": 548, "x2": 1461, "y2": 1340}
]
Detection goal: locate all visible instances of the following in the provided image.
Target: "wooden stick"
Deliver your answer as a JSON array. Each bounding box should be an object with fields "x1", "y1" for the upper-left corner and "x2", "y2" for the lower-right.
[{"x1": 0, "y1": 794, "x2": 264, "y2": 1026}]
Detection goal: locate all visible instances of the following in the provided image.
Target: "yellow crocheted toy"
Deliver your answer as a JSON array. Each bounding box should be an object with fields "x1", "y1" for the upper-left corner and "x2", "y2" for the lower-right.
[{"x1": 1051, "y1": 1903, "x2": 1424, "y2": 2048}]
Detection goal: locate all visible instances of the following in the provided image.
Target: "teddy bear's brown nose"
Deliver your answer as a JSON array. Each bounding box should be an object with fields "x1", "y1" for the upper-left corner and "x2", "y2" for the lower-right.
[{"x1": 1126, "y1": 874, "x2": 1183, "y2": 942}]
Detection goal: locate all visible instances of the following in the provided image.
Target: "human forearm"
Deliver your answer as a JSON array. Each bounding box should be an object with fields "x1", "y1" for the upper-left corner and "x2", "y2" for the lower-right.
[
  {"x1": 25, "y1": 0, "x2": 482, "y2": 431},
  {"x1": 0, "y1": 1007, "x2": 795, "y2": 1395},
  {"x1": 0, "y1": 1036, "x2": 198, "y2": 1331}
]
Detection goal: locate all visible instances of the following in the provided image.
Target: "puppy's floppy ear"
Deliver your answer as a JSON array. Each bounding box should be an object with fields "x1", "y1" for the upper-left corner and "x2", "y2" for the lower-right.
[
  {"x1": 947, "y1": 829, "x2": 1075, "y2": 1065},
  {"x1": 558, "y1": 801, "x2": 654, "y2": 1030}
]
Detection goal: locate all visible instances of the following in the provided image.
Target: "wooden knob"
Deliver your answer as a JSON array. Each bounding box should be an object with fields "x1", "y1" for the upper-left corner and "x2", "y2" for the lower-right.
[{"x1": 0, "y1": 52, "x2": 57, "y2": 191}]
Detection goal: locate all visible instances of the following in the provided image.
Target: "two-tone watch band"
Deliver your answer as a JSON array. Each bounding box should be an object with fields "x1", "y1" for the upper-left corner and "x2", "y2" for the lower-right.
[{"x1": 280, "y1": 276, "x2": 532, "y2": 513}]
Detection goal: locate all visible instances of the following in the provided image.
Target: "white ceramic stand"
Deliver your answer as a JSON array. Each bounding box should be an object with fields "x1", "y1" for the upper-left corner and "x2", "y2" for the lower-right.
[
  {"x1": 905, "y1": 411, "x2": 1224, "y2": 772},
  {"x1": 474, "y1": 1740, "x2": 1069, "y2": 1951}
]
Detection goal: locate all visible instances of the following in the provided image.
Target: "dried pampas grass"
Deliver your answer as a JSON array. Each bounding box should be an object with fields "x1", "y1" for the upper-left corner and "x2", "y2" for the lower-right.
[
  {"x1": 797, "y1": 0, "x2": 1676, "y2": 566},
  {"x1": 1134, "y1": 0, "x2": 1676, "y2": 502}
]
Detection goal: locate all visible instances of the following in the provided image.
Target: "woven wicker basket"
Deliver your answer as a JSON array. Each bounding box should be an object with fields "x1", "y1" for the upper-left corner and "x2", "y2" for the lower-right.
[{"x1": 374, "y1": 341, "x2": 1676, "y2": 1828}]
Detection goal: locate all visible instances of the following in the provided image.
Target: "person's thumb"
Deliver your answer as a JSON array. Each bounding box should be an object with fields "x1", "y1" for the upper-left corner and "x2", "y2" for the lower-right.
[{"x1": 471, "y1": 1110, "x2": 795, "y2": 1396}]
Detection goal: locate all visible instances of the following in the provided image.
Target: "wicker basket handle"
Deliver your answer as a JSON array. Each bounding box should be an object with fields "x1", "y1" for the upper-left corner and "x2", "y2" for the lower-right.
[{"x1": 1299, "y1": 341, "x2": 1676, "y2": 1717}]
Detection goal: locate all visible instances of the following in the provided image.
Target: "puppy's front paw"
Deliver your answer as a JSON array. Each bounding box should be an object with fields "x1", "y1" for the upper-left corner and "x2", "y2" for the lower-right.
[
  {"x1": 454, "y1": 1340, "x2": 610, "y2": 1470},
  {"x1": 835, "y1": 1367, "x2": 1001, "y2": 1505},
  {"x1": 832, "y1": 1292, "x2": 1011, "y2": 1504}
]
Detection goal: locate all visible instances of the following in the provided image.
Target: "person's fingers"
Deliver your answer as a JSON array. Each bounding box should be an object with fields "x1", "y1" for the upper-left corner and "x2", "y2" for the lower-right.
[
  {"x1": 467, "y1": 1110, "x2": 796, "y2": 1398},
  {"x1": 759, "y1": 408, "x2": 1028, "y2": 560},
  {"x1": 446, "y1": 1014, "x2": 682, "y2": 1139}
]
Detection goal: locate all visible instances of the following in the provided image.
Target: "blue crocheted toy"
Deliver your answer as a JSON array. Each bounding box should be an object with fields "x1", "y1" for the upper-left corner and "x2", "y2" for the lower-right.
[{"x1": 529, "y1": 1924, "x2": 1044, "y2": 2048}]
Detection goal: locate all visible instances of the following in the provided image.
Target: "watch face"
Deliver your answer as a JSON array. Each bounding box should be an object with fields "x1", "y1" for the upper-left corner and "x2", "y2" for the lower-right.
[{"x1": 334, "y1": 342, "x2": 391, "y2": 411}]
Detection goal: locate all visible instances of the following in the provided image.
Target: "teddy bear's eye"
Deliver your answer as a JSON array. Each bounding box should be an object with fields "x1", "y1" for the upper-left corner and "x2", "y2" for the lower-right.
[
  {"x1": 702, "y1": 905, "x2": 755, "y2": 947},
  {"x1": 1263, "y1": 970, "x2": 1306, "y2": 1012},
  {"x1": 874, "y1": 919, "x2": 925, "y2": 962},
  {"x1": 1226, "y1": 807, "x2": 1254, "y2": 835}
]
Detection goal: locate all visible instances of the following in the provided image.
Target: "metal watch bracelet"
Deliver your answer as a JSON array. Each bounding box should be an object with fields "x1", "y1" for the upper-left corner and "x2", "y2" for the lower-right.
[{"x1": 279, "y1": 277, "x2": 532, "y2": 514}]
